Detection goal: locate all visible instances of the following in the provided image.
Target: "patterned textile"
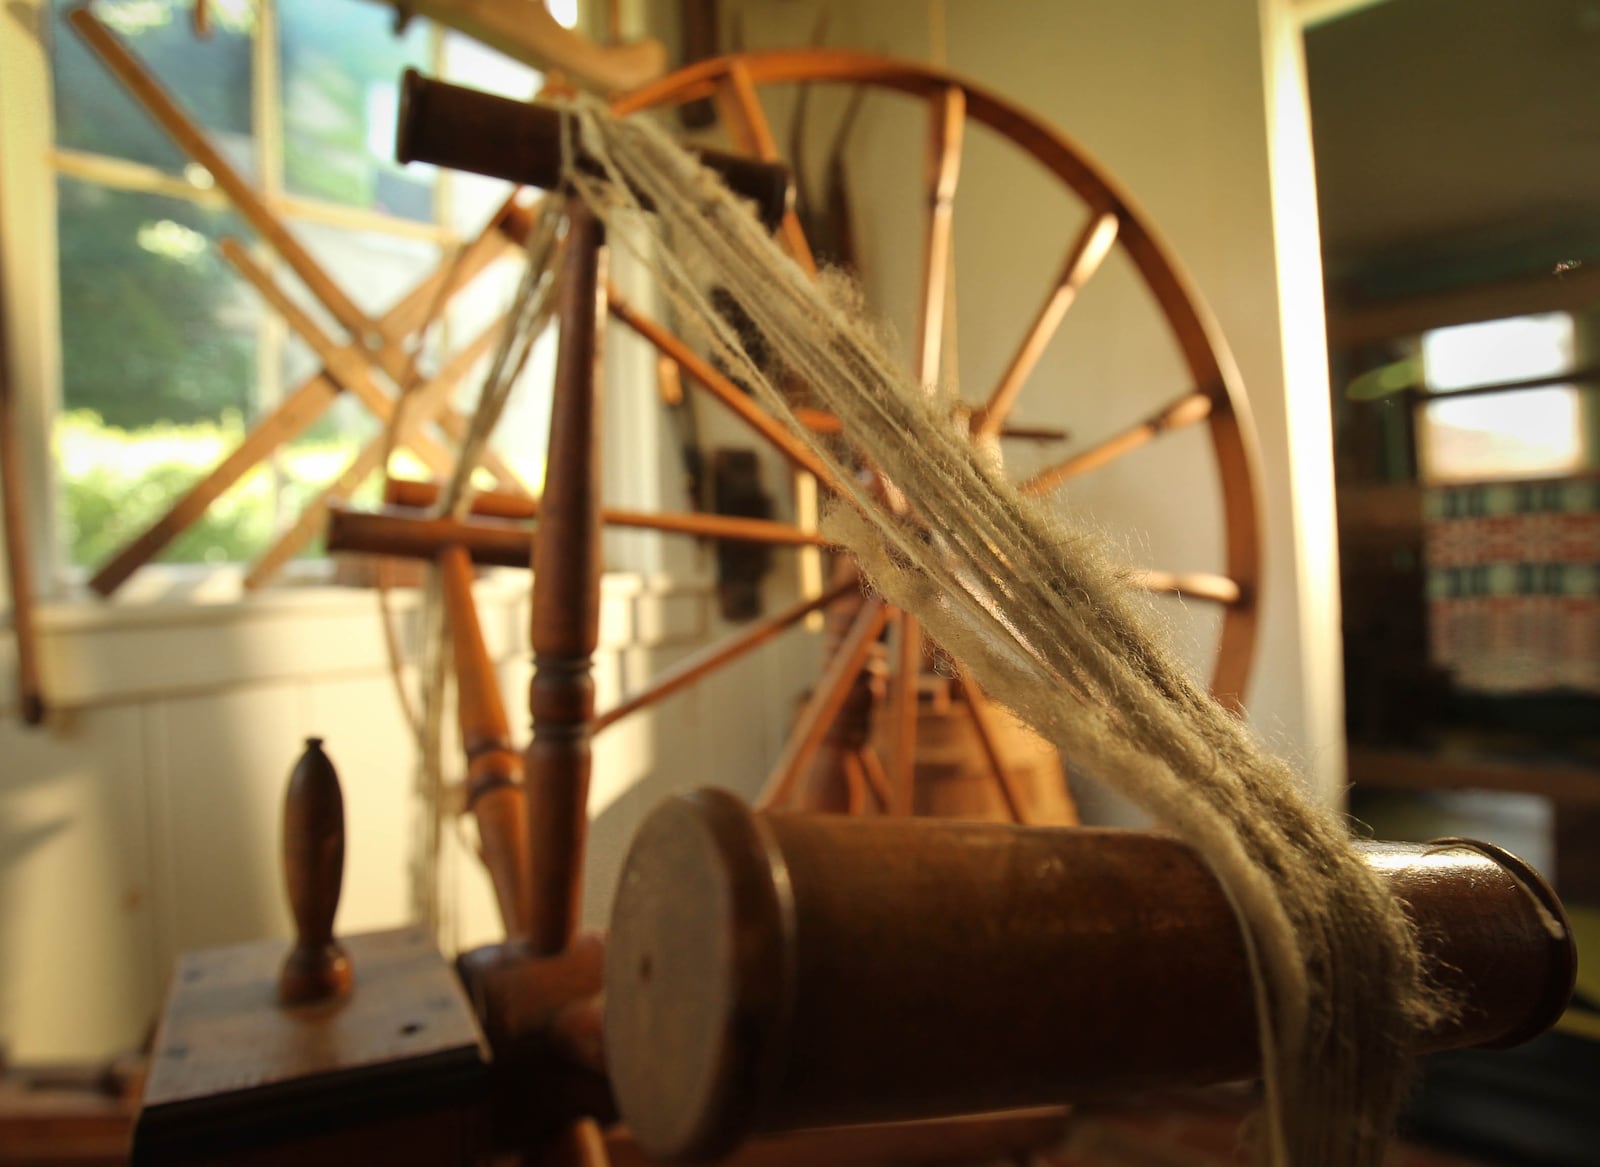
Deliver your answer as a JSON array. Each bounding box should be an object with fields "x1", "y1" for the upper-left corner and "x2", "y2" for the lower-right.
[{"x1": 1424, "y1": 476, "x2": 1600, "y2": 694}]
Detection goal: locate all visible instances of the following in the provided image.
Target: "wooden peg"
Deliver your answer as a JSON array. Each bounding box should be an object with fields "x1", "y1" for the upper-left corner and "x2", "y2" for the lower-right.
[{"x1": 278, "y1": 737, "x2": 353, "y2": 1005}]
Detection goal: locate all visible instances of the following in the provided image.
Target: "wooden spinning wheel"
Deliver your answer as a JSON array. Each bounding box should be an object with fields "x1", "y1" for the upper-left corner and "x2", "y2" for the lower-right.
[
  {"x1": 133, "y1": 49, "x2": 1578, "y2": 1167},
  {"x1": 344, "y1": 47, "x2": 1267, "y2": 947}
]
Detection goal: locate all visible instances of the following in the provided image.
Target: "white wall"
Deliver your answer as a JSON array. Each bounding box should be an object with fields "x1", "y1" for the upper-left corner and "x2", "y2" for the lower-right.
[{"x1": 711, "y1": 0, "x2": 1344, "y2": 815}]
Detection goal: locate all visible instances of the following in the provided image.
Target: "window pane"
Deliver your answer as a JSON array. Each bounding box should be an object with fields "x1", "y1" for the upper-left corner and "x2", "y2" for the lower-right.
[
  {"x1": 52, "y1": 0, "x2": 255, "y2": 179},
  {"x1": 55, "y1": 177, "x2": 266, "y2": 567},
  {"x1": 279, "y1": 0, "x2": 435, "y2": 220},
  {"x1": 1422, "y1": 313, "x2": 1575, "y2": 392},
  {"x1": 1421, "y1": 386, "x2": 1586, "y2": 483}
]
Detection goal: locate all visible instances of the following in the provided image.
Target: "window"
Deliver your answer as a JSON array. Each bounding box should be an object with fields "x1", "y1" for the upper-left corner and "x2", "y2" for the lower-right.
[
  {"x1": 45, "y1": 0, "x2": 545, "y2": 575},
  {"x1": 1418, "y1": 312, "x2": 1592, "y2": 484}
]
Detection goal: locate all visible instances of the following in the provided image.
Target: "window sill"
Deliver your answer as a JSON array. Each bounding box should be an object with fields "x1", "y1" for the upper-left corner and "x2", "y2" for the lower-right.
[{"x1": 4, "y1": 565, "x2": 716, "y2": 714}]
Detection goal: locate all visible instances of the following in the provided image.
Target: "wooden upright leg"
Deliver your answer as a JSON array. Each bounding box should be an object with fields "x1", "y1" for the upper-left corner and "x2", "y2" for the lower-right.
[{"x1": 525, "y1": 204, "x2": 606, "y2": 955}]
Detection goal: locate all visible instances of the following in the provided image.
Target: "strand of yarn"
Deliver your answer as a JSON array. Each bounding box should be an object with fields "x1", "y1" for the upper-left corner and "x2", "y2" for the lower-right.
[{"x1": 559, "y1": 96, "x2": 1451, "y2": 1166}]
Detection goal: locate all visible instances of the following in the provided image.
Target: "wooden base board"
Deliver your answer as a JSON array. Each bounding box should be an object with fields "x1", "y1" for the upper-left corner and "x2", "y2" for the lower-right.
[{"x1": 135, "y1": 928, "x2": 488, "y2": 1166}]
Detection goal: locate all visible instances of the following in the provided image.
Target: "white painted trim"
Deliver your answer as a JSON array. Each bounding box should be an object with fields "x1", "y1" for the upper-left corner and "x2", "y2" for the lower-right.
[
  {"x1": 1261, "y1": 0, "x2": 1346, "y2": 802},
  {"x1": 0, "y1": 0, "x2": 63, "y2": 605},
  {"x1": 0, "y1": 571, "x2": 713, "y2": 712}
]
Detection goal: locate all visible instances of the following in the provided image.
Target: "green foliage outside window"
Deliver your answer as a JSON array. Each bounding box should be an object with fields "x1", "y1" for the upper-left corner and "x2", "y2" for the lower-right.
[{"x1": 56, "y1": 409, "x2": 385, "y2": 567}]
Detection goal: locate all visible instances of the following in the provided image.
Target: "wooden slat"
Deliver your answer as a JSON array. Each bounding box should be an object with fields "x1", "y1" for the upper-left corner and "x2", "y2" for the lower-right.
[
  {"x1": 887, "y1": 611, "x2": 922, "y2": 816},
  {"x1": 606, "y1": 286, "x2": 839, "y2": 488},
  {"x1": 379, "y1": 479, "x2": 830, "y2": 547},
  {"x1": 756, "y1": 597, "x2": 889, "y2": 810},
  {"x1": 956, "y1": 666, "x2": 1031, "y2": 825},
  {"x1": 220, "y1": 239, "x2": 460, "y2": 479},
  {"x1": 243, "y1": 316, "x2": 505, "y2": 587},
  {"x1": 1020, "y1": 390, "x2": 1212, "y2": 496},
  {"x1": 973, "y1": 211, "x2": 1120, "y2": 439},
  {"x1": 593, "y1": 579, "x2": 858, "y2": 733}
]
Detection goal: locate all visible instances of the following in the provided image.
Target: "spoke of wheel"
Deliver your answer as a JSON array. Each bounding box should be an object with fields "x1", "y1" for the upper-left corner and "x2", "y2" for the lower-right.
[
  {"x1": 1133, "y1": 569, "x2": 1243, "y2": 606},
  {"x1": 916, "y1": 84, "x2": 965, "y2": 389},
  {"x1": 715, "y1": 58, "x2": 818, "y2": 275},
  {"x1": 756, "y1": 597, "x2": 890, "y2": 809},
  {"x1": 972, "y1": 210, "x2": 1120, "y2": 440},
  {"x1": 887, "y1": 610, "x2": 922, "y2": 815},
  {"x1": 593, "y1": 579, "x2": 858, "y2": 734},
  {"x1": 1019, "y1": 389, "x2": 1212, "y2": 496},
  {"x1": 956, "y1": 665, "x2": 1031, "y2": 825},
  {"x1": 855, "y1": 745, "x2": 896, "y2": 813},
  {"x1": 607, "y1": 285, "x2": 840, "y2": 490}
]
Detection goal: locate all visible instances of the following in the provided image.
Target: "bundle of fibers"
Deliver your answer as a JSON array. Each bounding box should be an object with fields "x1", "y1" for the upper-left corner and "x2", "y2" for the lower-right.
[{"x1": 559, "y1": 96, "x2": 1449, "y2": 1165}]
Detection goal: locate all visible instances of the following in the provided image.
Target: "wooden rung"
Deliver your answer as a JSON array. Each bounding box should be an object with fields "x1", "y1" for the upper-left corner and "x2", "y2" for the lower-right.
[
  {"x1": 1132, "y1": 568, "x2": 1243, "y2": 606},
  {"x1": 606, "y1": 287, "x2": 839, "y2": 489},
  {"x1": 383, "y1": 479, "x2": 829, "y2": 547},
  {"x1": 915, "y1": 85, "x2": 966, "y2": 390},
  {"x1": 955, "y1": 667, "x2": 1031, "y2": 825},
  {"x1": 327, "y1": 505, "x2": 532, "y2": 569},
  {"x1": 756, "y1": 598, "x2": 889, "y2": 810},
  {"x1": 593, "y1": 579, "x2": 858, "y2": 734}
]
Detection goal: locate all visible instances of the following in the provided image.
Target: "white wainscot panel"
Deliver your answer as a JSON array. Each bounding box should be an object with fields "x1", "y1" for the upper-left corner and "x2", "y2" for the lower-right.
[
  {"x1": 0, "y1": 704, "x2": 157, "y2": 1060},
  {"x1": 147, "y1": 686, "x2": 303, "y2": 963}
]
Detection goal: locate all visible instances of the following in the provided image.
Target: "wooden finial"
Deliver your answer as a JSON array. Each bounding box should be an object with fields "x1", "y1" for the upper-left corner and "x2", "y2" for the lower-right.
[{"x1": 278, "y1": 737, "x2": 352, "y2": 1005}]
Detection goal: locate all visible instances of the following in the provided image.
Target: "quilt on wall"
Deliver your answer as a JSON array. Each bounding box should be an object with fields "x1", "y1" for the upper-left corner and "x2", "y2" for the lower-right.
[{"x1": 1424, "y1": 475, "x2": 1600, "y2": 695}]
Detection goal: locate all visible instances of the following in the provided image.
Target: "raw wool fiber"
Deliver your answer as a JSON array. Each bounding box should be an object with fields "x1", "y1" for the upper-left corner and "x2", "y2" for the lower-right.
[{"x1": 559, "y1": 98, "x2": 1451, "y2": 1165}]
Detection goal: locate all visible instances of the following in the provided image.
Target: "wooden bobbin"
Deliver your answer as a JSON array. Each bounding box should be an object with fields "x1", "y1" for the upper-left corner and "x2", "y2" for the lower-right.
[
  {"x1": 604, "y1": 789, "x2": 1576, "y2": 1162},
  {"x1": 278, "y1": 738, "x2": 353, "y2": 1006}
]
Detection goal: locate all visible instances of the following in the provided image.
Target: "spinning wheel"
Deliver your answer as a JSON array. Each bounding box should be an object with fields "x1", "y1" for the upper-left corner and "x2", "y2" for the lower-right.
[{"x1": 134, "y1": 48, "x2": 1576, "y2": 1167}]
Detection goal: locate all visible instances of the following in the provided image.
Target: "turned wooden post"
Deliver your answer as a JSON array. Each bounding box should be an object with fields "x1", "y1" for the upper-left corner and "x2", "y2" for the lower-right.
[
  {"x1": 525, "y1": 202, "x2": 606, "y2": 955},
  {"x1": 440, "y1": 546, "x2": 535, "y2": 942},
  {"x1": 278, "y1": 737, "x2": 353, "y2": 1004}
]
